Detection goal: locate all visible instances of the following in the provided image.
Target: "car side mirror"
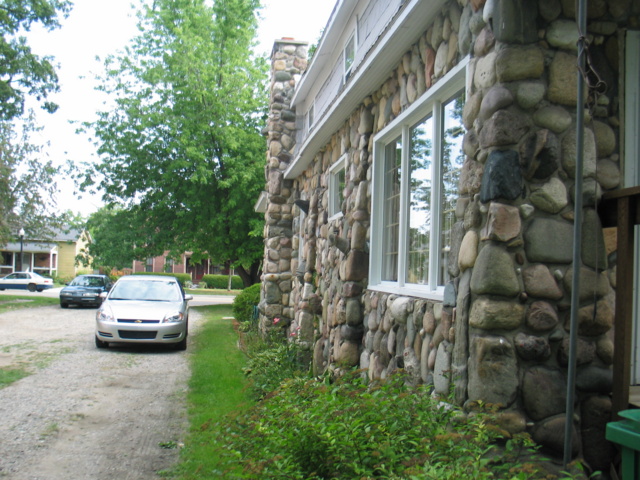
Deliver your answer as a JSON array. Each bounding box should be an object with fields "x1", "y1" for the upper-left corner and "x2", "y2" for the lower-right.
[
  {"x1": 185, "y1": 294, "x2": 193, "y2": 301},
  {"x1": 99, "y1": 292, "x2": 108, "y2": 299}
]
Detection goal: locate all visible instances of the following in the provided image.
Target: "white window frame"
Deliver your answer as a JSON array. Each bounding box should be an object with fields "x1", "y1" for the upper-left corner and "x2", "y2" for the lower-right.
[
  {"x1": 307, "y1": 101, "x2": 315, "y2": 132},
  {"x1": 296, "y1": 193, "x2": 308, "y2": 266},
  {"x1": 329, "y1": 154, "x2": 346, "y2": 221},
  {"x1": 344, "y1": 30, "x2": 357, "y2": 83},
  {"x1": 298, "y1": 210, "x2": 306, "y2": 266},
  {"x1": 369, "y1": 58, "x2": 468, "y2": 300}
]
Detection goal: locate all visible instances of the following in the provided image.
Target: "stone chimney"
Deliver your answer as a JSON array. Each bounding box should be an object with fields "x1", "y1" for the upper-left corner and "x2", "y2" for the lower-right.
[{"x1": 260, "y1": 38, "x2": 308, "y2": 332}]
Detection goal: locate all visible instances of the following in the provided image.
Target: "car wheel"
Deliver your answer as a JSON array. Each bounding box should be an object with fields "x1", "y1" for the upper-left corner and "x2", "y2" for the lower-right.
[
  {"x1": 174, "y1": 337, "x2": 187, "y2": 351},
  {"x1": 27, "y1": 283, "x2": 36, "y2": 292},
  {"x1": 0, "y1": 288, "x2": 4, "y2": 291},
  {"x1": 95, "y1": 336, "x2": 109, "y2": 349},
  {"x1": 60, "y1": 302, "x2": 69, "y2": 309}
]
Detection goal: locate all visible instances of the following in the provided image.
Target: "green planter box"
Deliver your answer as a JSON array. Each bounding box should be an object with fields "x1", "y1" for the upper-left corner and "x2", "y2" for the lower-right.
[{"x1": 606, "y1": 409, "x2": 640, "y2": 479}]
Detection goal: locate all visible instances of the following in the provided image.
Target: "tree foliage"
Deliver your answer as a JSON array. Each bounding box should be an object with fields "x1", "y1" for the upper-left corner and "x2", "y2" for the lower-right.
[
  {"x1": 0, "y1": 1, "x2": 73, "y2": 245},
  {"x1": 79, "y1": 205, "x2": 140, "y2": 270},
  {"x1": 0, "y1": 0, "x2": 72, "y2": 120},
  {"x1": 80, "y1": 0, "x2": 268, "y2": 286},
  {"x1": 0, "y1": 112, "x2": 69, "y2": 245}
]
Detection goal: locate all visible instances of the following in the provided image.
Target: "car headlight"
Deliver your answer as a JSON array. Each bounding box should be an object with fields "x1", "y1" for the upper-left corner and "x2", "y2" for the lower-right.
[
  {"x1": 61, "y1": 292, "x2": 71, "y2": 296},
  {"x1": 162, "y1": 311, "x2": 184, "y2": 323},
  {"x1": 97, "y1": 306, "x2": 115, "y2": 323},
  {"x1": 83, "y1": 293, "x2": 96, "y2": 297}
]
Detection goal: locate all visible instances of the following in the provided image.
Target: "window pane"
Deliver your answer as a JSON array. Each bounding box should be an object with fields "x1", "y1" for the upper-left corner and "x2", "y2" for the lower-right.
[
  {"x1": 382, "y1": 138, "x2": 401, "y2": 281},
  {"x1": 336, "y1": 168, "x2": 345, "y2": 212},
  {"x1": 330, "y1": 160, "x2": 346, "y2": 217},
  {"x1": 345, "y1": 33, "x2": 355, "y2": 78},
  {"x1": 439, "y1": 91, "x2": 465, "y2": 285},
  {"x1": 407, "y1": 116, "x2": 433, "y2": 284}
]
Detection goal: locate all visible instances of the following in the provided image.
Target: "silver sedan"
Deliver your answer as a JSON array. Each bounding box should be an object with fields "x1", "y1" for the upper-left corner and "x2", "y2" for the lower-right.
[{"x1": 95, "y1": 275, "x2": 192, "y2": 350}]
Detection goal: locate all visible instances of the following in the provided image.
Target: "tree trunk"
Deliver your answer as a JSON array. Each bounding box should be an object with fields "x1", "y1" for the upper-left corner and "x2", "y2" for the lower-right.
[{"x1": 236, "y1": 260, "x2": 262, "y2": 288}]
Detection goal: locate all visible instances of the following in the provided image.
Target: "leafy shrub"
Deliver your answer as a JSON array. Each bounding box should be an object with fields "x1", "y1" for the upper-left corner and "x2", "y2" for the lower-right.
[
  {"x1": 202, "y1": 372, "x2": 563, "y2": 480},
  {"x1": 232, "y1": 283, "x2": 260, "y2": 323},
  {"x1": 53, "y1": 274, "x2": 74, "y2": 285},
  {"x1": 242, "y1": 341, "x2": 305, "y2": 401},
  {"x1": 201, "y1": 274, "x2": 243, "y2": 290}
]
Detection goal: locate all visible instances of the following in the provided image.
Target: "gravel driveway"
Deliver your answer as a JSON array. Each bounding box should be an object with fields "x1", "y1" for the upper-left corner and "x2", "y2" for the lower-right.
[{"x1": 0, "y1": 301, "x2": 204, "y2": 480}]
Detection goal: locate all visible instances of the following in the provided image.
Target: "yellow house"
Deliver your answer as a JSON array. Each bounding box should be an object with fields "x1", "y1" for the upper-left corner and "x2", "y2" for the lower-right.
[
  {"x1": 0, "y1": 228, "x2": 92, "y2": 278},
  {"x1": 56, "y1": 229, "x2": 92, "y2": 279}
]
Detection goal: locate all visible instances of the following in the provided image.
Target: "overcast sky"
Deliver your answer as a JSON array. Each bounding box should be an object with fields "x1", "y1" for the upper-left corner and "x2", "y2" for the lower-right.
[{"x1": 26, "y1": 0, "x2": 334, "y2": 216}]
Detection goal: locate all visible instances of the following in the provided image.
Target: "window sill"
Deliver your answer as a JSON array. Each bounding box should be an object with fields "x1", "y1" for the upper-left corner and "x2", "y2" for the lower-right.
[
  {"x1": 328, "y1": 212, "x2": 344, "y2": 223},
  {"x1": 367, "y1": 283, "x2": 444, "y2": 302}
]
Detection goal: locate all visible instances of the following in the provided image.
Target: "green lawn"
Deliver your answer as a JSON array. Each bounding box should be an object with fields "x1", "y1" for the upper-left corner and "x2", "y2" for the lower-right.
[
  {"x1": 0, "y1": 295, "x2": 59, "y2": 314},
  {"x1": 185, "y1": 288, "x2": 240, "y2": 296},
  {"x1": 166, "y1": 305, "x2": 252, "y2": 479}
]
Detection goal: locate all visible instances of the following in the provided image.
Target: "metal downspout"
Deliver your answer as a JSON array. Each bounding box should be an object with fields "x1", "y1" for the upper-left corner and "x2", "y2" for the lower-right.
[{"x1": 563, "y1": 0, "x2": 587, "y2": 469}]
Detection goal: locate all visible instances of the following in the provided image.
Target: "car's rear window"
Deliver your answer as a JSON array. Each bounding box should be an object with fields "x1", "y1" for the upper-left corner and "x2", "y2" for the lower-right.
[{"x1": 110, "y1": 280, "x2": 182, "y2": 302}]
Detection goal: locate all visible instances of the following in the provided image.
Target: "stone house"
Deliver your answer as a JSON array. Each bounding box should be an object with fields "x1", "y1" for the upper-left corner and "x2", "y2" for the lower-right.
[{"x1": 259, "y1": 0, "x2": 639, "y2": 472}]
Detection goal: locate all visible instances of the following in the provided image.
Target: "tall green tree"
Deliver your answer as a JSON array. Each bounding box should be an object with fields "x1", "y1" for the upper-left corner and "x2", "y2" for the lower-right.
[
  {"x1": 80, "y1": 0, "x2": 267, "y2": 287},
  {"x1": 0, "y1": 0, "x2": 72, "y2": 120},
  {"x1": 0, "y1": 0, "x2": 73, "y2": 246},
  {"x1": 0, "y1": 112, "x2": 68, "y2": 244},
  {"x1": 78, "y1": 205, "x2": 141, "y2": 271}
]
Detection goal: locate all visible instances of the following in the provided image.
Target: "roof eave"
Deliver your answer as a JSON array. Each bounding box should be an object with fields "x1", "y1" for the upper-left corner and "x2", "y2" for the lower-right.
[{"x1": 285, "y1": 0, "x2": 447, "y2": 180}]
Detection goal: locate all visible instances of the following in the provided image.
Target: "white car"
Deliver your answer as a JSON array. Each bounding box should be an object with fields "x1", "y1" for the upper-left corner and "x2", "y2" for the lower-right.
[
  {"x1": 95, "y1": 275, "x2": 192, "y2": 350},
  {"x1": 0, "y1": 272, "x2": 54, "y2": 292}
]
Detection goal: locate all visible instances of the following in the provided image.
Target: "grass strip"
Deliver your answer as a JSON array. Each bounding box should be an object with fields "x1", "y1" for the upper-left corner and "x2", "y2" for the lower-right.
[
  {"x1": 185, "y1": 288, "x2": 241, "y2": 296},
  {"x1": 0, "y1": 295, "x2": 59, "y2": 314},
  {"x1": 168, "y1": 304, "x2": 252, "y2": 479},
  {"x1": 0, "y1": 366, "x2": 30, "y2": 389}
]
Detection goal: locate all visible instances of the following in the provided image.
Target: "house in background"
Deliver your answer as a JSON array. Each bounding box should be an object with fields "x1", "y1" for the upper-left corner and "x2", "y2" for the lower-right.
[
  {"x1": 259, "y1": 0, "x2": 638, "y2": 472},
  {"x1": 131, "y1": 252, "x2": 229, "y2": 282},
  {"x1": 0, "y1": 228, "x2": 92, "y2": 278}
]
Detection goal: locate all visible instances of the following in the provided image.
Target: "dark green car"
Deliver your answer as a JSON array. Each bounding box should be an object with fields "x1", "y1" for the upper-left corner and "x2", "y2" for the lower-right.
[{"x1": 60, "y1": 274, "x2": 112, "y2": 308}]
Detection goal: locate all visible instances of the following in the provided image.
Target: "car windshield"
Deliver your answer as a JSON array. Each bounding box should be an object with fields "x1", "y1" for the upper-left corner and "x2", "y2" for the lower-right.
[
  {"x1": 109, "y1": 280, "x2": 182, "y2": 302},
  {"x1": 71, "y1": 276, "x2": 104, "y2": 287}
]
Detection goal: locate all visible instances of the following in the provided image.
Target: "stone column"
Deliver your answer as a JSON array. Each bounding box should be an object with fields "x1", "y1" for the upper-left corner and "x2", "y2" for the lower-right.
[{"x1": 260, "y1": 39, "x2": 308, "y2": 333}]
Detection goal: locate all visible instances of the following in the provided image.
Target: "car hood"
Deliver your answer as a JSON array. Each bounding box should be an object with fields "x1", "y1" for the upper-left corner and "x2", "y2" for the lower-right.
[
  {"x1": 103, "y1": 299, "x2": 186, "y2": 321},
  {"x1": 62, "y1": 286, "x2": 104, "y2": 294}
]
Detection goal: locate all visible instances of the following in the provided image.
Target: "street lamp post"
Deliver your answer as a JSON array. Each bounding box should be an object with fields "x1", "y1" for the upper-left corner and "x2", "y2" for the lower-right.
[{"x1": 18, "y1": 228, "x2": 24, "y2": 272}]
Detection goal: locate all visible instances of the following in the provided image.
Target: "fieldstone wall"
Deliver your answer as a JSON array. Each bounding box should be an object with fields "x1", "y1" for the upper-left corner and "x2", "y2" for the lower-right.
[
  {"x1": 260, "y1": 40, "x2": 308, "y2": 331},
  {"x1": 264, "y1": 0, "x2": 637, "y2": 471}
]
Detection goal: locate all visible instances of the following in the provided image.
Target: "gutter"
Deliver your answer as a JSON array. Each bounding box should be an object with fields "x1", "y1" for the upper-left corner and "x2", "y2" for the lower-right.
[{"x1": 563, "y1": 0, "x2": 587, "y2": 468}]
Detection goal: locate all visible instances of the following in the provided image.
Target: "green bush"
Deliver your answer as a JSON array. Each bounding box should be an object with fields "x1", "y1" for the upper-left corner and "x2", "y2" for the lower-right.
[
  {"x1": 203, "y1": 373, "x2": 555, "y2": 480},
  {"x1": 201, "y1": 274, "x2": 243, "y2": 290},
  {"x1": 131, "y1": 271, "x2": 191, "y2": 286},
  {"x1": 243, "y1": 340, "x2": 305, "y2": 401},
  {"x1": 232, "y1": 283, "x2": 260, "y2": 323},
  {"x1": 53, "y1": 274, "x2": 74, "y2": 285}
]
